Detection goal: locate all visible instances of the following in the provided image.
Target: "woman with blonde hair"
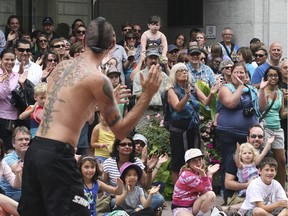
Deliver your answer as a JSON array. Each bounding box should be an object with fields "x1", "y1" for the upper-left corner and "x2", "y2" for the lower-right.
[{"x1": 167, "y1": 62, "x2": 219, "y2": 183}]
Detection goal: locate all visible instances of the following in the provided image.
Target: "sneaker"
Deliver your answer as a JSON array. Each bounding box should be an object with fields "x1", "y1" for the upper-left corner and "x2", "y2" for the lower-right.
[
  {"x1": 211, "y1": 206, "x2": 227, "y2": 216},
  {"x1": 154, "y1": 207, "x2": 162, "y2": 216}
]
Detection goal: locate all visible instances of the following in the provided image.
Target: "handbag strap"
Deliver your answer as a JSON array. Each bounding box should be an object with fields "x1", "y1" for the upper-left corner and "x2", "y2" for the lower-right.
[{"x1": 259, "y1": 91, "x2": 277, "y2": 122}]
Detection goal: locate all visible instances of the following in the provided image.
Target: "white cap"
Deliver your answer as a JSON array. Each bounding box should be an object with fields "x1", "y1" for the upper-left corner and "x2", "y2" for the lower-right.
[
  {"x1": 133, "y1": 134, "x2": 147, "y2": 146},
  {"x1": 184, "y1": 148, "x2": 204, "y2": 163}
]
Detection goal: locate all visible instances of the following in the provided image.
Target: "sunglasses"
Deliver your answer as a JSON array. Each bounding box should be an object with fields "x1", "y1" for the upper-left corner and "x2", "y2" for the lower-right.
[
  {"x1": 224, "y1": 66, "x2": 232, "y2": 70},
  {"x1": 47, "y1": 59, "x2": 58, "y2": 62},
  {"x1": 17, "y1": 48, "x2": 31, "y2": 53},
  {"x1": 133, "y1": 29, "x2": 141, "y2": 33},
  {"x1": 189, "y1": 53, "x2": 200, "y2": 56},
  {"x1": 254, "y1": 54, "x2": 265, "y2": 58},
  {"x1": 39, "y1": 39, "x2": 48, "y2": 43},
  {"x1": 53, "y1": 44, "x2": 64, "y2": 48},
  {"x1": 123, "y1": 28, "x2": 132, "y2": 32},
  {"x1": 119, "y1": 142, "x2": 133, "y2": 147},
  {"x1": 250, "y1": 134, "x2": 264, "y2": 139},
  {"x1": 76, "y1": 30, "x2": 86, "y2": 34}
]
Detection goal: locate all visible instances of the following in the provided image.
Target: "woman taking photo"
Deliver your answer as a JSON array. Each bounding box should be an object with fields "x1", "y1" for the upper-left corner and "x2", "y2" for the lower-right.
[
  {"x1": 258, "y1": 66, "x2": 287, "y2": 188},
  {"x1": 216, "y1": 62, "x2": 260, "y2": 195},
  {"x1": 167, "y1": 62, "x2": 219, "y2": 183}
]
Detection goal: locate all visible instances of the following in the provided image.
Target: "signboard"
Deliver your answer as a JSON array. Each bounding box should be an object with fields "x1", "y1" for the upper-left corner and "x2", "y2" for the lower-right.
[{"x1": 206, "y1": 25, "x2": 216, "y2": 39}]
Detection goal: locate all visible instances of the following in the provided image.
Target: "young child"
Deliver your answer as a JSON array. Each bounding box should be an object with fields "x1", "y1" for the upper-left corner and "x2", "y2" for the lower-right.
[
  {"x1": 114, "y1": 162, "x2": 160, "y2": 216},
  {"x1": 235, "y1": 142, "x2": 272, "y2": 197},
  {"x1": 172, "y1": 148, "x2": 219, "y2": 216},
  {"x1": 91, "y1": 114, "x2": 115, "y2": 163},
  {"x1": 78, "y1": 155, "x2": 123, "y2": 216},
  {"x1": 19, "y1": 82, "x2": 47, "y2": 138},
  {"x1": 238, "y1": 157, "x2": 288, "y2": 216},
  {"x1": 140, "y1": 15, "x2": 168, "y2": 62}
]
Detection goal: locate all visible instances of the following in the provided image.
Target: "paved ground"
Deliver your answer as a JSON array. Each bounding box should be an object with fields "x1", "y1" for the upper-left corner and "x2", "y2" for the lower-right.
[{"x1": 162, "y1": 196, "x2": 224, "y2": 216}]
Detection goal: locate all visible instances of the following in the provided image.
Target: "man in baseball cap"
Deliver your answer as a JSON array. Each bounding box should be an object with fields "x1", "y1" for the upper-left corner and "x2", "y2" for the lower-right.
[{"x1": 42, "y1": 16, "x2": 59, "y2": 41}]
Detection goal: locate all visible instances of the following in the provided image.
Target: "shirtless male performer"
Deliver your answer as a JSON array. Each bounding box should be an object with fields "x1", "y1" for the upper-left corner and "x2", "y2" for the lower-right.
[{"x1": 18, "y1": 17, "x2": 163, "y2": 216}]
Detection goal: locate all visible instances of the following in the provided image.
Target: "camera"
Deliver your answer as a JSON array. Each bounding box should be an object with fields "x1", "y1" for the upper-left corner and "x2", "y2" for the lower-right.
[{"x1": 243, "y1": 107, "x2": 255, "y2": 117}]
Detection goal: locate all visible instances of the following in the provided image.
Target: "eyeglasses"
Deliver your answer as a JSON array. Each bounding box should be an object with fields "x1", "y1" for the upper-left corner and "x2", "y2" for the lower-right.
[
  {"x1": 254, "y1": 54, "x2": 265, "y2": 58},
  {"x1": 224, "y1": 66, "x2": 232, "y2": 70},
  {"x1": 53, "y1": 44, "x2": 64, "y2": 48},
  {"x1": 123, "y1": 28, "x2": 132, "y2": 32},
  {"x1": 16, "y1": 137, "x2": 30, "y2": 142},
  {"x1": 189, "y1": 53, "x2": 200, "y2": 56},
  {"x1": 177, "y1": 69, "x2": 188, "y2": 73},
  {"x1": 267, "y1": 74, "x2": 278, "y2": 78},
  {"x1": 250, "y1": 134, "x2": 264, "y2": 139},
  {"x1": 39, "y1": 39, "x2": 48, "y2": 43},
  {"x1": 17, "y1": 48, "x2": 31, "y2": 53},
  {"x1": 76, "y1": 30, "x2": 86, "y2": 34},
  {"x1": 119, "y1": 142, "x2": 133, "y2": 147},
  {"x1": 47, "y1": 59, "x2": 58, "y2": 62}
]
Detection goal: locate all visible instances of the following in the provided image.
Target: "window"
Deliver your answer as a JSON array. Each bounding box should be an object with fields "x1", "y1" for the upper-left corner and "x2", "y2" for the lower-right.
[{"x1": 167, "y1": 0, "x2": 203, "y2": 27}]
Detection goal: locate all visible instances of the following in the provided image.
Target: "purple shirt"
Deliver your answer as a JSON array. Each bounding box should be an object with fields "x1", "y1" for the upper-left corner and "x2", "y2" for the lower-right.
[{"x1": 0, "y1": 69, "x2": 19, "y2": 120}]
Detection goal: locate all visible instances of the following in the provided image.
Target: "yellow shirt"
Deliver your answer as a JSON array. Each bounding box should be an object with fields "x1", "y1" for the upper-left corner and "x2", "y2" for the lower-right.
[{"x1": 95, "y1": 126, "x2": 115, "y2": 158}]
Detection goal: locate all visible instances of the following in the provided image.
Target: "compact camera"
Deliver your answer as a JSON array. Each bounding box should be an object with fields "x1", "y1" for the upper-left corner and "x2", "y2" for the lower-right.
[{"x1": 243, "y1": 107, "x2": 255, "y2": 117}]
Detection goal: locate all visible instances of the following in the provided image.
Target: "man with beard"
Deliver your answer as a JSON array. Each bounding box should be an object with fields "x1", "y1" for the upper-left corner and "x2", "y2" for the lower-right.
[
  {"x1": 133, "y1": 48, "x2": 168, "y2": 130},
  {"x1": 41, "y1": 17, "x2": 59, "y2": 41}
]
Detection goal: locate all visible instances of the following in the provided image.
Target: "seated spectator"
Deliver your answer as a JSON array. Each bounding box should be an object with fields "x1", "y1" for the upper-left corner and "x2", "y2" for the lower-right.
[
  {"x1": 0, "y1": 126, "x2": 30, "y2": 201},
  {"x1": 19, "y1": 82, "x2": 47, "y2": 137},
  {"x1": 238, "y1": 157, "x2": 288, "y2": 216},
  {"x1": 114, "y1": 162, "x2": 160, "y2": 215},
  {"x1": 172, "y1": 148, "x2": 219, "y2": 216},
  {"x1": 103, "y1": 136, "x2": 164, "y2": 212}
]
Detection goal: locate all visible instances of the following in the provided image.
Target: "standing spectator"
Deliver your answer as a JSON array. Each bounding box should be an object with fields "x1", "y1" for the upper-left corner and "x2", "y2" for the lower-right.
[
  {"x1": 207, "y1": 43, "x2": 230, "y2": 64},
  {"x1": 0, "y1": 30, "x2": 6, "y2": 55},
  {"x1": 196, "y1": 31, "x2": 208, "y2": 52},
  {"x1": 174, "y1": 33, "x2": 187, "y2": 54},
  {"x1": 172, "y1": 148, "x2": 219, "y2": 216},
  {"x1": 252, "y1": 42, "x2": 282, "y2": 88},
  {"x1": 42, "y1": 17, "x2": 59, "y2": 41},
  {"x1": 216, "y1": 62, "x2": 260, "y2": 196},
  {"x1": 219, "y1": 27, "x2": 239, "y2": 62},
  {"x1": 167, "y1": 63, "x2": 219, "y2": 183},
  {"x1": 33, "y1": 33, "x2": 49, "y2": 64},
  {"x1": 19, "y1": 82, "x2": 47, "y2": 138},
  {"x1": 133, "y1": 48, "x2": 168, "y2": 130},
  {"x1": 279, "y1": 58, "x2": 288, "y2": 160},
  {"x1": 13, "y1": 38, "x2": 43, "y2": 85},
  {"x1": 258, "y1": 66, "x2": 287, "y2": 188},
  {"x1": 133, "y1": 23, "x2": 142, "y2": 45},
  {"x1": 0, "y1": 49, "x2": 21, "y2": 151},
  {"x1": 237, "y1": 47, "x2": 255, "y2": 79},
  {"x1": 186, "y1": 46, "x2": 216, "y2": 87},
  {"x1": 0, "y1": 126, "x2": 30, "y2": 201},
  {"x1": 41, "y1": 50, "x2": 60, "y2": 82},
  {"x1": 117, "y1": 22, "x2": 133, "y2": 47},
  {"x1": 253, "y1": 46, "x2": 268, "y2": 67},
  {"x1": 4, "y1": 15, "x2": 22, "y2": 49},
  {"x1": 73, "y1": 25, "x2": 86, "y2": 45},
  {"x1": 189, "y1": 28, "x2": 200, "y2": 41},
  {"x1": 163, "y1": 44, "x2": 179, "y2": 75},
  {"x1": 69, "y1": 18, "x2": 85, "y2": 44},
  {"x1": 50, "y1": 38, "x2": 66, "y2": 62}
]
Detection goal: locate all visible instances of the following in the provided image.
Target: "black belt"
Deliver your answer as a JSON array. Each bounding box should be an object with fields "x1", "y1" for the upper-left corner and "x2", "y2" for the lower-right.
[{"x1": 147, "y1": 105, "x2": 162, "y2": 112}]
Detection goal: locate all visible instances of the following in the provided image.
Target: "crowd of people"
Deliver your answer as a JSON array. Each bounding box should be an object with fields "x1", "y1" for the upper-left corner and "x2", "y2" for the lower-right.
[{"x1": 0, "y1": 14, "x2": 287, "y2": 216}]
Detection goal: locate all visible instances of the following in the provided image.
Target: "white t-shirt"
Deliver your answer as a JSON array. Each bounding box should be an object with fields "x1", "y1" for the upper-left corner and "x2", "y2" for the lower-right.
[{"x1": 239, "y1": 177, "x2": 287, "y2": 213}]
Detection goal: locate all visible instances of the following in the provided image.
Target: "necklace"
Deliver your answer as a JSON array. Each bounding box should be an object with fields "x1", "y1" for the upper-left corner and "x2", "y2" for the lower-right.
[{"x1": 84, "y1": 182, "x2": 94, "y2": 203}]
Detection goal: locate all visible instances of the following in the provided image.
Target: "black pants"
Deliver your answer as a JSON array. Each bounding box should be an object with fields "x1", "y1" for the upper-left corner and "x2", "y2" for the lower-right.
[{"x1": 18, "y1": 137, "x2": 90, "y2": 216}]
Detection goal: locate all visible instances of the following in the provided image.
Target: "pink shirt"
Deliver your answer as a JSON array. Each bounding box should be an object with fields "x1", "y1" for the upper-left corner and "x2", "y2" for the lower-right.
[
  {"x1": 0, "y1": 160, "x2": 16, "y2": 187},
  {"x1": 172, "y1": 169, "x2": 213, "y2": 207},
  {"x1": 0, "y1": 69, "x2": 19, "y2": 120}
]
